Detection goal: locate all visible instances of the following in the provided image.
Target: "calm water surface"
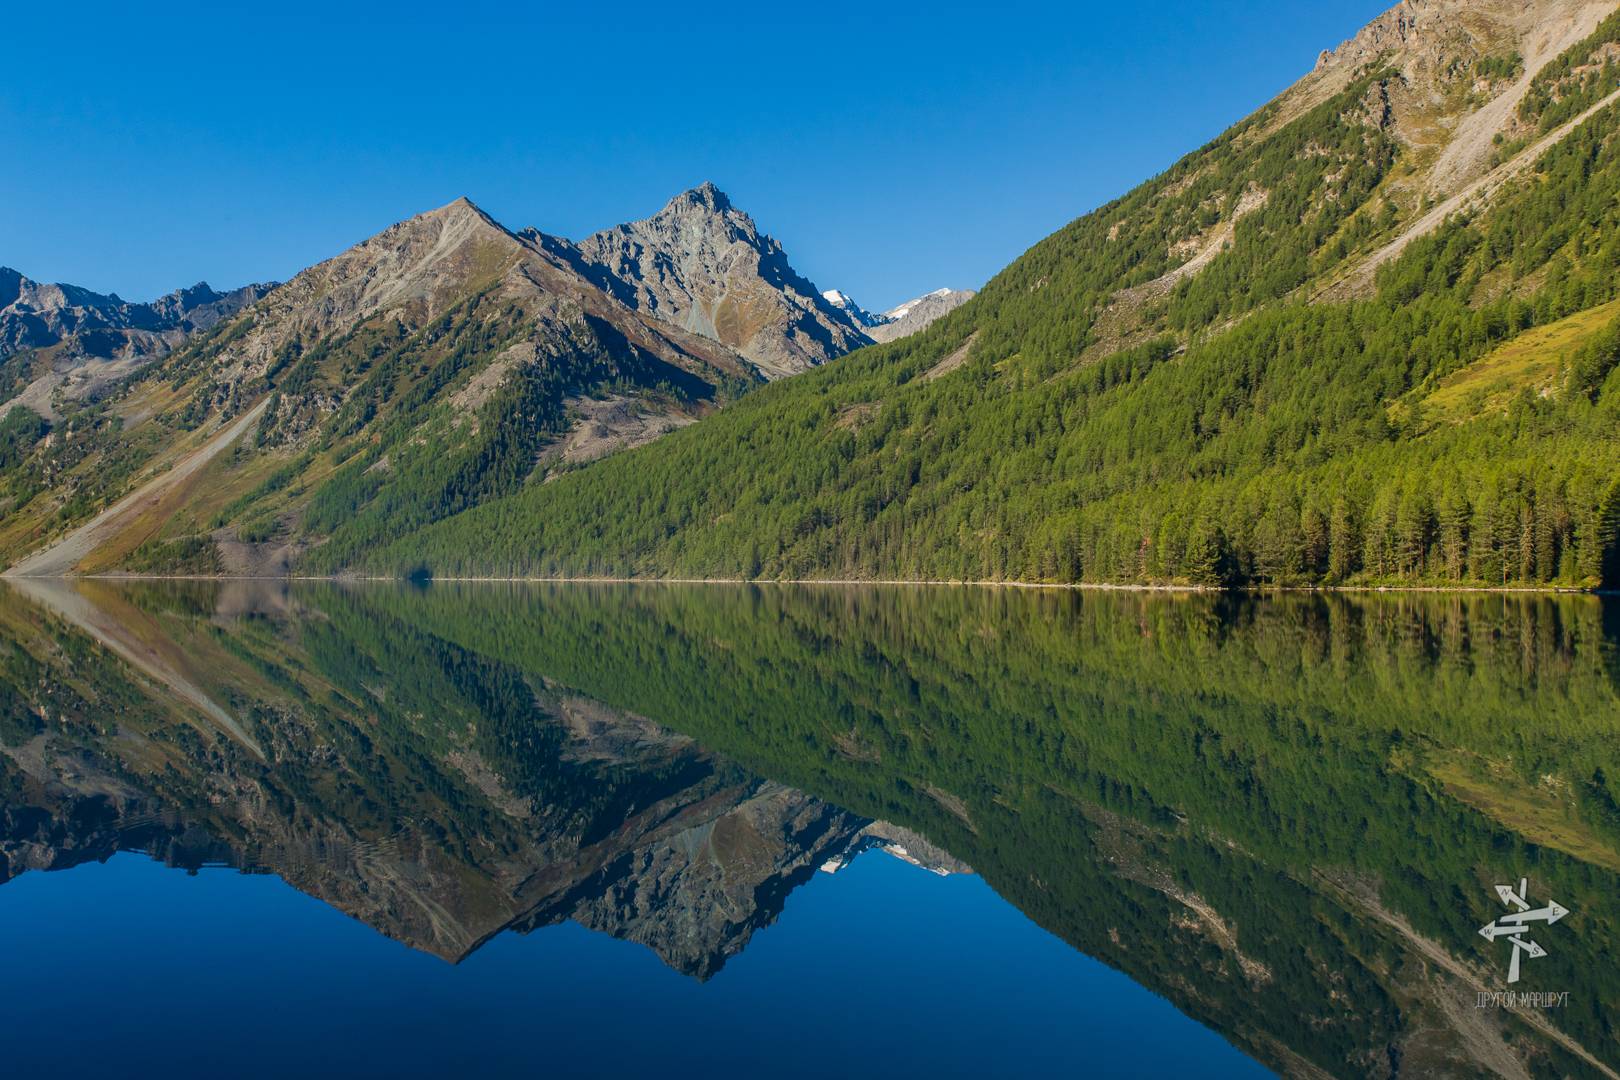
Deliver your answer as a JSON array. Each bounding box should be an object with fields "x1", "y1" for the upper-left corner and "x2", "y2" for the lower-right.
[{"x1": 1, "y1": 580, "x2": 1618, "y2": 1078}]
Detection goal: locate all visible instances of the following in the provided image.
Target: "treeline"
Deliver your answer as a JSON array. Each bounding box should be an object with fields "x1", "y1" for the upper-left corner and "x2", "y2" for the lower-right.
[{"x1": 1057, "y1": 446, "x2": 1620, "y2": 588}]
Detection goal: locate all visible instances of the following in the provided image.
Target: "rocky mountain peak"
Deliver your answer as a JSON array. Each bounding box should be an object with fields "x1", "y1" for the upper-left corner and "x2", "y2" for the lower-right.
[
  {"x1": 868, "y1": 287, "x2": 975, "y2": 343},
  {"x1": 666, "y1": 180, "x2": 733, "y2": 215},
  {"x1": 639, "y1": 182, "x2": 763, "y2": 254},
  {"x1": 165, "y1": 281, "x2": 222, "y2": 306},
  {"x1": 558, "y1": 185, "x2": 873, "y2": 378},
  {"x1": 820, "y1": 288, "x2": 888, "y2": 330},
  {"x1": 427, "y1": 195, "x2": 508, "y2": 232},
  {"x1": 147, "y1": 280, "x2": 278, "y2": 331},
  {"x1": 398, "y1": 196, "x2": 519, "y2": 249},
  {"x1": 230, "y1": 196, "x2": 530, "y2": 360}
]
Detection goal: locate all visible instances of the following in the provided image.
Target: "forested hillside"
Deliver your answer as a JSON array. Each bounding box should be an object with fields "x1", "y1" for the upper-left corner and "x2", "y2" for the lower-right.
[{"x1": 374, "y1": 5, "x2": 1620, "y2": 588}]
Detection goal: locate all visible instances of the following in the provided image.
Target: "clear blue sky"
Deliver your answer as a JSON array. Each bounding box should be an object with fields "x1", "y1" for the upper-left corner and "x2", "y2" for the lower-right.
[{"x1": 1, "y1": 0, "x2": 1390, "y2": 311}]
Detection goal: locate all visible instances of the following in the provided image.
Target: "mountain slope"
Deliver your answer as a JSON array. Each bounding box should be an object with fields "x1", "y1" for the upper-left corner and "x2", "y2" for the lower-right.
[
  {"x1": 0, "y1": 196, "x2": 766, "y2": 573},
  {"x1": 373, "y1": 0, "x2": 1620, "y2": 588},
  {"x1": 1, "y1": 188, "x2": 877, "y2": 574}
]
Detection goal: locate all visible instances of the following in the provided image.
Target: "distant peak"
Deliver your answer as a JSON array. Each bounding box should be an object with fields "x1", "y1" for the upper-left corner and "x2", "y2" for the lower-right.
[
  {"x1": 425, "y1": 195, "x2": 490, "y2": 220},
  {"x1": 881, "y1": 288, "x2": 973, "y2": 322},
  {"x1": 820, "y1": 288, "x2": 891, "y2": 330},
  {"x1": 438, "y1": 195, "x2": 483, "y2": 216},
  {"x1": 414, "y1": 195, "x2": 518, "y2": 240},
  {"x1": 666, "y1": 182, "x2": 733, "y2": 214}
]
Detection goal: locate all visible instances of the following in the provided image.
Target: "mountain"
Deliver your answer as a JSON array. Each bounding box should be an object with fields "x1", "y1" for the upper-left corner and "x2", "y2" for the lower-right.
[
  {"x1": 367, "y1": 0, "x2": 1620, "y2": 589},
  {"x1": 0, "y1": 269, "x2": 273, "y2": 419},
  {"x1": 535, "y1": 182, "x2": 873, "y2": 378},
  {"x1": 0, "y1": 269, "x2": 271, "y2": 360},
  {"x1": 0, "y1": 187, "x2": 868, "y2": 575},
  {"x1": 822, "y1": 285, "x2": 977, "y2": 343},
  {"x1": 820, "y1": 288, "x2": 888, "y2": 329},
  {"x1": 867, "y1": 287, "x2": 976, "y2": 343}
]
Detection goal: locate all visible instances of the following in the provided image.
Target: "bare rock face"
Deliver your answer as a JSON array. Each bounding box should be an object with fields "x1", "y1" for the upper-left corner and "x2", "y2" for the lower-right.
[
  {"x1": 1284, "y1": 0, "x2": 1619, "y2": 305},
  {"x1": 539, "y1": 183, "x2": 874, "y2": 379},
  {"x1": 1299, "y1": 0, "x2": 1615, "y2": 190},
  {"x1": 207, "y1": 197, "x2": 532, "y2": 384}
]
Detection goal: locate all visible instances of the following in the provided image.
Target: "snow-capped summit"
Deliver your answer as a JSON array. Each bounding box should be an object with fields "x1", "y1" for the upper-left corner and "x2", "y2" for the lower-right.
[
  {"x1": 820, "y1": 286, "x2": 975, "y2": 343},
  {"x1": 821, "y1": 289, "x2": 887, "y2": 330},
  {"x1": 868, "y1": 287, "x2": 976, "y2": 343},
  {"x1": 883, "y1": 287, "x2": 957, "y2": 322}
]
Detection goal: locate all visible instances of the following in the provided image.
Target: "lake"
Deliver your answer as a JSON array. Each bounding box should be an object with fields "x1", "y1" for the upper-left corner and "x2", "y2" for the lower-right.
[{"x1": 1, "y1": 579, "x2": 1618, "y2": 1078}]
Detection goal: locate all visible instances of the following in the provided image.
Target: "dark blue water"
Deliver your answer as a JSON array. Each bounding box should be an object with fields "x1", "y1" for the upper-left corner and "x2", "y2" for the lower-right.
[{"x1": 0, "y1": 849, "x2": 1261, "y2": 1079}]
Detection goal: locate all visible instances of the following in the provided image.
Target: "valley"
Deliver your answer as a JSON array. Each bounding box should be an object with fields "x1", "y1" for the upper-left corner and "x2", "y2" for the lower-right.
[
  {"x1": 3, "y1": 1, "x2": 1619, "y2": 595},
  {"x1": 9, "y1": 6, "x2": 1620, "y2": 1077}
]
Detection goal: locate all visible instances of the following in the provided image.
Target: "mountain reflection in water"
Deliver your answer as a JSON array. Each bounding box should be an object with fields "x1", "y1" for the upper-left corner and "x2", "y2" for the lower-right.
[{"x1": 2, "y1": 579, "x2": 1618, "y2": 1078}]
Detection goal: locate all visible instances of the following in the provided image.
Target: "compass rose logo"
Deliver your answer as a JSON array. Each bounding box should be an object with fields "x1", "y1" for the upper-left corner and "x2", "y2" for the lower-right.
[{"x1": 1478, "y1": 878, "x2": 1570, "y2": 984}]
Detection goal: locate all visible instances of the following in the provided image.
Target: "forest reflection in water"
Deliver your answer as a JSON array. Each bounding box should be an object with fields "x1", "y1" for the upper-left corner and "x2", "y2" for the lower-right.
[{"x1": 1, "y1": 578, "x2": 1618, "y2": 1078}]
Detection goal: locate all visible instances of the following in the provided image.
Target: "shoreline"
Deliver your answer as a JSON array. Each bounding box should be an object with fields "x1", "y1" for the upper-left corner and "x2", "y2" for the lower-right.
[{"x1": 3, "y1": 571, "x2": 1611, "y2": 596}]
